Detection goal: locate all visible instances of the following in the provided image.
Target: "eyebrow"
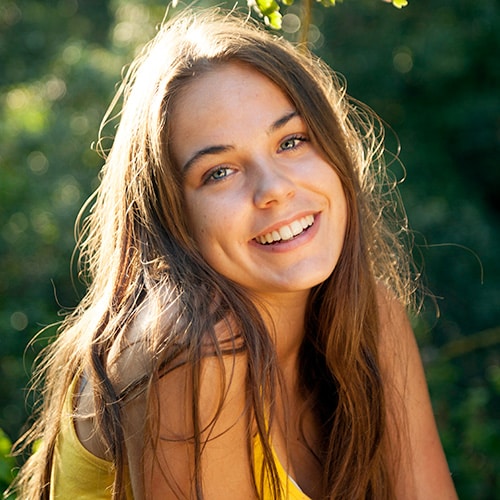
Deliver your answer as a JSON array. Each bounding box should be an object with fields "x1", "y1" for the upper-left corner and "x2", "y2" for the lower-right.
[
  {"x1": 268, "y1": 110, "x2": 299, "y2": 134},
  {"x1": 182, "y1": 145, "x2": 233, "y2": 174},
  {"x1": 181, "y1": 109, "x2": 300, "y2": 173}
]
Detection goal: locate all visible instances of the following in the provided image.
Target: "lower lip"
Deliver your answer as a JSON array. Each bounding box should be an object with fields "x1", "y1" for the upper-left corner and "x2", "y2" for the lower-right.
[{"x1": 250, "y1": 214, "x2": 321, "y2": 253}]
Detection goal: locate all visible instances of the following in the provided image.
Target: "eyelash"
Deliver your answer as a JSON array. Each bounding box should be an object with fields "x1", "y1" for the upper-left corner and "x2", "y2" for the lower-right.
[
  {"x1": 278, "y1": 135, "x2": 309, "y2": 152},
  {"x1": 203, "y1": 166, "x2": 235, "y2": 184},
  {"x1": 201, "y1": 134, "x2": 309, "y2": 185}
]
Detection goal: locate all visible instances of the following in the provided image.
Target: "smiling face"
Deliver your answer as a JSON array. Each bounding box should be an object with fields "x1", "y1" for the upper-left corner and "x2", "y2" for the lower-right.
[{"x1": 170, "y1": 62, "x2": 347, "y2": 303}]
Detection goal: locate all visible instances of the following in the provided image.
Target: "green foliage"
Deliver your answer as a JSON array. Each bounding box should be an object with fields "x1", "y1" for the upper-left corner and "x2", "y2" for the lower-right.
[
  {"x1": 313, "y1": 2, "x2": 499, "y2": 497},
  {"x1": 252, "y1": 0, "x2": 284, "y2": 29},
  {"x1": 389, "y1": 0, "x2": 408, "y2": 8},
  {"x1": 324, "y1": 2, "x2": 499, "y2": 496},
  {"x1": 250, "y1": 0, "x2": 407, "y2": 30},
  {"x1": 0, "y1": 0, "x2": 119, "y2": 444},
  {"x1": 0, "y1": 429, "x2": 15, "y2": 499},
  {"x1": 0, "y1": 0, "x2": 498, "y2": 498}
]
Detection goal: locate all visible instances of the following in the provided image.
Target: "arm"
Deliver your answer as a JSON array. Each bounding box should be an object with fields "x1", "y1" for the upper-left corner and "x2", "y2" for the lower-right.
[
  {"x1": 378, "y1": 292, "x2": 458, "y2": 499},
  {"x1": 123, "y1": 351, "x2": 257, "y2": 499}
]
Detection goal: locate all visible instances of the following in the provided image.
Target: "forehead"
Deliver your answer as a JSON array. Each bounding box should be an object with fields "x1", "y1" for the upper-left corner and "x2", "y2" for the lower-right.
[
  {"x1": 176, "y1": 61, "x2": 290, "y2": 109},
  {"x1": 169, "y1": 62, "x2": 296, "y2": 151}
]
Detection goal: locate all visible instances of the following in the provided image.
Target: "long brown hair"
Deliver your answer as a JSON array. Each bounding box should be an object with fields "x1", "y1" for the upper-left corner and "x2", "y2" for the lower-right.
[{"x1": 13, "y1": 8, "x2": 414, "y2": 499}]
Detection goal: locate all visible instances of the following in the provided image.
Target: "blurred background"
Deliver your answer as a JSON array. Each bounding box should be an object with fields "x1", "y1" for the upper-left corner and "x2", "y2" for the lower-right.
[{"x1": 0, "y1": 0, "x2": 498, "y2": 497}]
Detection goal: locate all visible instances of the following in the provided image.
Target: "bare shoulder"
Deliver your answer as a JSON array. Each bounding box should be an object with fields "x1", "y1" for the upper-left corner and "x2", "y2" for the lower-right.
[
  {"x1": 73, "y1": 296, "x2": 182, "y2": 463},
  {"x1": 375, "y1": 287, "x2": 458, "y2": 499},
  {"x1": 139, "y1": 343, "x2": 255, "y2": 499},
  {"x1": 376, "y1": 287, "x2": 415, "y2": 376},
  {"x1": 106, "y1": 302, "x2": 255, "y2": 499}
]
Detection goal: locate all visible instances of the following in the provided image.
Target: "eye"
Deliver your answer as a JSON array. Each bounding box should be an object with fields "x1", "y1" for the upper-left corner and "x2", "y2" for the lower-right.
[
  {"x1": 278, "y1": 135, "x2": 309, "y2": 152},
  {"x1": 203, "y1": 166, "x2": 235, "y2": 184}
]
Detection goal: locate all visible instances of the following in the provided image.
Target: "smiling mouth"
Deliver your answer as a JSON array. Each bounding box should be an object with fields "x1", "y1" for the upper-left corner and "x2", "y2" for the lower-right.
[{"x1": 254, "y1": 215, "x2": 315, "y2": 245}]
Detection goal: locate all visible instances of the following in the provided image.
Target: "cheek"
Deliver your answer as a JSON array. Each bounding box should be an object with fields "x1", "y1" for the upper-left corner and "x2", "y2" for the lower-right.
[
  {"x1": 184, "y1": 196, "x2": 209, "y2": 250},
  {"x1": 187, "y1": 206, "x2": 225, "y2": 260},
  {"x1": 189, "y1": 213, "x2": 210, "y2": 248},
  {"x1": 325, "y1": 170, "x2": 349, "y2": 241},
  {"x1": 187, "y1": 193, "x2": 239, "y2": 239},
  {"x1": 325, "y1": 168, "x2": 348, "y2": 213}
]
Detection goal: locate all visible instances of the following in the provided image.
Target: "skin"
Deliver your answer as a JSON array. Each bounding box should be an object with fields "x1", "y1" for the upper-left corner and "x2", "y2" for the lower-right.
[
  {"x1": 172, "y1": 61, "x2": 348, "y2": 366},
  {"x1": 173, "y1": 63, "x2": 348, "y2": 305},
  {"x1": 74, "y1": 62, "x2": 458, "y2": 499},
  {"x1": 170, "y1": 62, "x2": 348, "y2": 497},
  {"x1": 377, "y1": 292, "x2": 459, "y2": 500}
]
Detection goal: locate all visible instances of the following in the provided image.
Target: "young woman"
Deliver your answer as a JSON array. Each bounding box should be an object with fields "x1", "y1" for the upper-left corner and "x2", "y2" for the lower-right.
[{"x1": 13, "y1": 8, "x2": 458, "y2": 500}]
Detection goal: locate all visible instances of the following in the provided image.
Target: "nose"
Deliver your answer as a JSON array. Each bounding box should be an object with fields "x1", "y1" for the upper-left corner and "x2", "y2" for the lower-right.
[{"x1": 252, "y1": 161, "x2": 296, "y2": 208}]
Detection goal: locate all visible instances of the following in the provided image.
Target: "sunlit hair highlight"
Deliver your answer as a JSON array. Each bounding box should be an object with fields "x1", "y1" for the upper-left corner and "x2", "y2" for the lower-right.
[{"x1": 13, "y1": 8, "x2": 415, "y2": 499}]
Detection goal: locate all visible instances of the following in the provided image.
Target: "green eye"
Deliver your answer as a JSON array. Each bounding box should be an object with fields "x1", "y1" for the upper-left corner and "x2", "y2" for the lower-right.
[
  {"x1": 279, "y1": 135, "x2": 308, "y2": 152},
  {"x1": 211, "y1": 168, "x2": 229, "y2": 180},
  {"x1": 281, "y1": 139, "x2": 297, "y2": 150},
  {"x1": 204, "y1": 166, "x2": 235, "y2": 185}
]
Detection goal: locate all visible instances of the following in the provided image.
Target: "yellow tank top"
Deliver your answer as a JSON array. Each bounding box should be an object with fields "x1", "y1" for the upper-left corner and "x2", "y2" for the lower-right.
[
  {"x1": 50, "y1": 378, "x2": 311, "y2": 499},
  {"x1": 49, "y1": 377, "x2": 133, "y2": 499},
  {"x1": 253, "y1": 434, "x2": 312, "y2": 499}
]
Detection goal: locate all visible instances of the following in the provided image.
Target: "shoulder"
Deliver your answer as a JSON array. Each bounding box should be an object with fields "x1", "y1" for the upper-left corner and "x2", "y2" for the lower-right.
[
  {"x1": 376, "y1": 287, "x2": 415, "y2": 374},
  {"x1": 375, "y1": 287, "x2": 458, "y2": 499},
  {"x1": 108, "y1": 300, "x2": 254, "y2": 498},
  {"x1": 72, "y1": 293, "x2": 183, "y2": 461},
  {"x1": 134, "y1": 332, "x2": 253, "y2": 498},
  {"x1": 106, "y1": 294, "x2": 250, "y2": 434}
]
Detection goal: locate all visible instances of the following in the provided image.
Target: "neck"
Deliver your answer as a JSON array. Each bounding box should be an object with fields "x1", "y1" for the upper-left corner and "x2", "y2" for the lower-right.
[{"x1": 255, "y1": 290, "x2": 309, "y2": 373}]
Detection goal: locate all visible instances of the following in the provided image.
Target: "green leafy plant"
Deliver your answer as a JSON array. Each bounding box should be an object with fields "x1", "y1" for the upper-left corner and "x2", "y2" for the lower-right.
[
  {"x1": 0, "y1": 429, "x2": 16, "y2": 499},
  {"x1": 250, "y1": 0, "x2": 408, "y2": 32}
]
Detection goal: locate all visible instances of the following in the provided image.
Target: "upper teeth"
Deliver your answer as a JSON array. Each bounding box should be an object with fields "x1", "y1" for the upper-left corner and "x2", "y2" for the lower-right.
[{"x1": 255, "y1": 215, "x2": 314, "y2": 245}]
